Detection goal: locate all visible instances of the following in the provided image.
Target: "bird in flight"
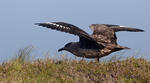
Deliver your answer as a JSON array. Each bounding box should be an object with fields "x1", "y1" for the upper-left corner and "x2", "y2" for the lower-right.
[{"x1": 35, "y1": 22, "x2": 144, "y2": 61}]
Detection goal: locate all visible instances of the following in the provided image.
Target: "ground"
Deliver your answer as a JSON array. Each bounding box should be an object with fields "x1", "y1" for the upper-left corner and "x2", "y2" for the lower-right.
[{"x1": 0, "y1": 47, "x2": 149, "y2": 83}]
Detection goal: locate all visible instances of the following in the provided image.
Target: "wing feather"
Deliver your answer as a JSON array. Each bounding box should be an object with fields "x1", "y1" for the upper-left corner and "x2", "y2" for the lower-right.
[
  {"x1": 35, "y1": 22, "x2": 104, "y2": 49},
  {"x1": 102, "y1": 24, "x2": 144, "y2": 32},
  {"x1": 111, "y1": 26, "x2": 144, "y2": 32},
  {"x1": 90, "y1": 24, "x2": 144, "y2": 45}
]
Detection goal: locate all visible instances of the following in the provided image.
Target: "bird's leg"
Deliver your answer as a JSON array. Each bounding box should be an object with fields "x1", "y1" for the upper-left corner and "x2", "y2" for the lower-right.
[
  {"x1": 96, "y1": 57, "x2": 99, "y2": 62},
  {"x1": 95, "y1": 54, "x2": 100, "y2": 62}
]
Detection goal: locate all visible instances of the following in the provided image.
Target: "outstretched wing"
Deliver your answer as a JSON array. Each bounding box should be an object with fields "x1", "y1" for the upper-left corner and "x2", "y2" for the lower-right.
[
  {"x1": 109, "y1": 25, "x2": 144, "y2": 32},
  {"x1": 94, "y1": 24, "x2": 144, "y2": 32},
  {"x1": 91, "y1": 26, "x2": 117, "y2": 45},
  {"x1": 90, "y1": 24, "x2": 144, "y2": 45},
  {"x1": 35, "y1": 22, "x2": 104, "y2": 49}
]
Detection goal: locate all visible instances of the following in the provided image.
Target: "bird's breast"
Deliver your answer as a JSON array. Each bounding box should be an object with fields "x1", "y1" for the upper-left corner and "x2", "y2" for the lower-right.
[{"x1": 70, "y1": 48, "x2": 100, "y2": 58}]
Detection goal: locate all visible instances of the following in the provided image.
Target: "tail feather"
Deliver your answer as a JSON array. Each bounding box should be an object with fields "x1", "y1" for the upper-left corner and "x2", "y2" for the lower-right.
[
  {"x1": 123, "y1": 46, "x2": 131, "y2": 49},
  {"x1": 114, "y1": 45, "x2": 130, "y2": 51},
  {"x1": 111, "y1": 27, "x2": 144, "y2": 32}
]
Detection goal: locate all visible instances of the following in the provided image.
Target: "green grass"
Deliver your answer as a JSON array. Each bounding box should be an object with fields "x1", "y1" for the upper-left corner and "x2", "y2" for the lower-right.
[{"x1": 0, "y1": 47, "x2": 150, "y2": 83}]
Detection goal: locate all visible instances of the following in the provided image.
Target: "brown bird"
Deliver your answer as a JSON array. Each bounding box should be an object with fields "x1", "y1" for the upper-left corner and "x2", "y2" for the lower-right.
[{"x1": 35, "y1": 22, "x2": 144, "y2": 61}]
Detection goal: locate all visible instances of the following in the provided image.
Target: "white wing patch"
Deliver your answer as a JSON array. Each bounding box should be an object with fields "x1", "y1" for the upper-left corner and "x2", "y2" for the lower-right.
[
  {"x1": 45, "y1": 22, "x2": 70, "y2": 30},
  {"x1": 45, "y1": 22, "x2": 55, "y2": 25},
  {"x1": 119, "y1": 25, "x2": 128, "y2": 27}
]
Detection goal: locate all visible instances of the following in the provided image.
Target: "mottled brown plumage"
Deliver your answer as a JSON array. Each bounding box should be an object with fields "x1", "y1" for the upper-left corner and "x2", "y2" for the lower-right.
[{"x1": 35, "y1": 22, "x2": 144, "y2": 61}]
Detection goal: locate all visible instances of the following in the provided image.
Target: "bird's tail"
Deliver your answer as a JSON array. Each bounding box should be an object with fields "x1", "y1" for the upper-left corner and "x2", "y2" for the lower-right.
[
  {"x1": 111, "y1": 26, "x2": 144, "y2": 32},
  {"x1": 113, "y1": 45, "x2": 130, "y2": 52}
]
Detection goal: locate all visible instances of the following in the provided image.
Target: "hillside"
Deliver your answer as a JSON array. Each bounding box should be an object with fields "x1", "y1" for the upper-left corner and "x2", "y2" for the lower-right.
[
  {"x1": 0, "y1": 47, "x2": 149, "y2": 83},
  {"x1": 0, "y1": 57, "x2": 150, "y2": 83}
]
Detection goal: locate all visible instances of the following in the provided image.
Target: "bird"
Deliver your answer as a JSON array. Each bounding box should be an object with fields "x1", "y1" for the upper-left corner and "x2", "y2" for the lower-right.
[{"x1": 35, "y1": 22, "x2": 144, "y2": 61}]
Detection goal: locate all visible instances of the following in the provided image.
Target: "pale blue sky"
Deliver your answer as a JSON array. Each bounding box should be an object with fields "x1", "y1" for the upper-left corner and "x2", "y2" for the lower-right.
[{"x1": 0, "y1": 0, "x2": 149, "y2": 62}]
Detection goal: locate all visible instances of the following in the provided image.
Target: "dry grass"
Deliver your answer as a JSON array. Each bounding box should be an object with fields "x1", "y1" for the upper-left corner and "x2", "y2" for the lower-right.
[{"x1": 0, "y1": 47, "x2": 149, "y2": 83}]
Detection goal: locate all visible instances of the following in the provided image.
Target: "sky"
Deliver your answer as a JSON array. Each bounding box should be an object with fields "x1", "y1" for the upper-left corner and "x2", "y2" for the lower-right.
[{"x1": 0, "y1": 0, "x2": 150, "y2": 62}]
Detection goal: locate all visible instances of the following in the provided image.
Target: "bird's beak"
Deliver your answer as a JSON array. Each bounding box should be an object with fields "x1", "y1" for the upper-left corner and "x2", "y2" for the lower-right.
[{"x1": 58, "y1": 47, "x2": 65, "y2": 52}]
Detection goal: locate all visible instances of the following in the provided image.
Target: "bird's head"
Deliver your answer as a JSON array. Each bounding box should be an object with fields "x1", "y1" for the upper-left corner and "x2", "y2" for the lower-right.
[{"x1": 58, "y1": 42, "x2": 74, "y2": 52}]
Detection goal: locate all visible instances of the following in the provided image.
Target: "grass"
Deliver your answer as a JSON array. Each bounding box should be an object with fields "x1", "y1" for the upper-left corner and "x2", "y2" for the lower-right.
[{"x1": 0, "y1": 47, "x2": 150, "y2": 83}]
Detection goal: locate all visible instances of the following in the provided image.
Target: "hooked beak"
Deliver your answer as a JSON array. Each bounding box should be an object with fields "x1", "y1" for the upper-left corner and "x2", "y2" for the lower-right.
[{"x1": 58, "y1": 47, "x2": 65, "y2": 52}]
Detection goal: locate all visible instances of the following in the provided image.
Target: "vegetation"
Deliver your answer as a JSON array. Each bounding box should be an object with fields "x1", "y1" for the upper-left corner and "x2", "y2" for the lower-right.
[{"x1": 0, "y1": 47, "x2": 150, "y2": 83}]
